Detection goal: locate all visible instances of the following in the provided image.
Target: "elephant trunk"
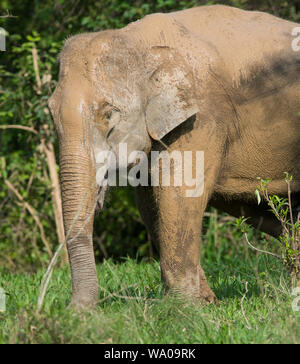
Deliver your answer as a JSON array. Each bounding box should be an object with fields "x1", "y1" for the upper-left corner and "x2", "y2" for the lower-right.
[{"x1": 60, "y1": 143, "x2": 99, "y2": 308}]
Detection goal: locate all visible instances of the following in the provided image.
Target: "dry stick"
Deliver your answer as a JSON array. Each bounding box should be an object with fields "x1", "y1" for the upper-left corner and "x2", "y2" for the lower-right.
[
  {"x1": 30, "y1": 224, "x2": 46, "y2": 268},
  {"x1": 99, "y1": 288, "x2": 159, "y2": 303},
  {"x1": 41, "y1": 139, "x2": 67, "y2": 264},
  {"x1": 240, "y1": 281, "x2": 252, "y2": 330},
  {"x1": 98, "y1": 284, "x2": 158, "y2": 305},
  {"x1": 4, "y1": 179, "x2": 53, "y2": 257},
  {"x1": 15, "y1": 172, "x2": 35, "y2": 259},
  {"x1": 36, "y1": 241, "x2": 65, "y2": 313},
  {"x1": 0, "y1": 15, "x2": 16, "y2": 18},
  {"x1": 32, "y1": 48, "x2": 42, "y2": 91},
  {"x1": 0, "y1": 10, "x2": 16, "y2": 18},
  {"x1": 287, "y1": 179, "x2": 295, "y2": 248},
  {"x1": 243, "y1": 232, "x2": 281, "y2": 259},
  {"x1": 0, "y1": 125, "x2": 38, "y2": 134},
  {"x1": 32, "y1": 47, "x2": 67, "y2": 264}
]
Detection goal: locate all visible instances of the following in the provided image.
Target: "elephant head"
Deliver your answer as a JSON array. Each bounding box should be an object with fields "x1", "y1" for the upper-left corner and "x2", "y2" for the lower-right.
[{"x1": 48, "y1": 30, "x2": 199, "y2": 307}]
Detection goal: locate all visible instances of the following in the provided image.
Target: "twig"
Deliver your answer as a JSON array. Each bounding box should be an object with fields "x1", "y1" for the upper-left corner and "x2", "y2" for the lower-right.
[
  {"x1": 98, "y1": 286, "x2": 159, "y2": 303},
  {"x1": 31, "y1": 225, "x2": 46, "y2": 268},
  {"x1": 32, "y1": 48, "x2": 42, "y2": 92},
  {"x1": 40, "y1": 139, "x2": 67, "y2": 264},
  {"x1": 240, "y1": 281, "x2": 252, "y2": 330},
  {"x1": 243, "y1": 232, "x2": 281, "y2": 259},
  {"x1": 26, "y1": 172, "x2": 34, "y2": 195},
  {"x1": 0, "y1": 125, "x2": 37, "y2": 134},
  {"x1": 287, "y1": 179, "x2": 295, "y2": 248},
  {"x1": 36, "y1": 242, "x2": 65, "y2": 313},
  {"x1": 4, "y1": 179, "x2": 53, "y2": 257},
  {"x1": 15, "y1": 172, "x2": 35, "y2": 248},
  {"x1": 0, "y1": 11, "x2": 17, "y2": 18}
]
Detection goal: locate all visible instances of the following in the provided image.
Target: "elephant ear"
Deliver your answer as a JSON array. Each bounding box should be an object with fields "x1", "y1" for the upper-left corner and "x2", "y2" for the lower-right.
[{"x1": 145, "y1": 47, "x2": 199, "y2": 141}]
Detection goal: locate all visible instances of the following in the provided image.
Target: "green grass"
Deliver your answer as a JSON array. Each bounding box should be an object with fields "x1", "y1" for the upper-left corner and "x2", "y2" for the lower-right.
[{"x1": 0, "y1": 251, "x2": 299, "y2": 343}]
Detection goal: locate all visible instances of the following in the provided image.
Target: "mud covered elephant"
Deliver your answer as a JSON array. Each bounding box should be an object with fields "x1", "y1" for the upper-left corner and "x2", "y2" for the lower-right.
[{"x1": 48, "y1": 5, "x2": 300, "y2": 308}]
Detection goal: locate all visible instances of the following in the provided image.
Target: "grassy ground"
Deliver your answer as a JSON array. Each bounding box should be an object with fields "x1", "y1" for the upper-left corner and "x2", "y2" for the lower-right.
[{"x1": 0, "y1": 245, "x2": 299, "y2": 343}]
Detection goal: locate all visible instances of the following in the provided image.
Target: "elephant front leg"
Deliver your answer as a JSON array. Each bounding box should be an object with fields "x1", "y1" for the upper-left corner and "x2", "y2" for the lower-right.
[{"x1": 155, "y1": 186, "x2": 217, "y2": 303}]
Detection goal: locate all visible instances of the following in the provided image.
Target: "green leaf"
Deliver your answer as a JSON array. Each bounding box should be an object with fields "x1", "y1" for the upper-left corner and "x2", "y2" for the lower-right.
[{"x1": 255, "y1": 189, "x2": 261, "y2": 205}]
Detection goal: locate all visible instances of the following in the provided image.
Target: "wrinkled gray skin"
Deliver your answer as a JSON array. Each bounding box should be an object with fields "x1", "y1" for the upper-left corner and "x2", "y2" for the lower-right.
[{"x1": 48, "y1": 5, "x2": 300, "y2": 308}]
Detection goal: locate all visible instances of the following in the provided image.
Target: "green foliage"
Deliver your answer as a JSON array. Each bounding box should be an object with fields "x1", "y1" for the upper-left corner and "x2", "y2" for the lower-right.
[
  {"x1": 0, "y1": 1, "x2": 299, "y2": 270},
  {"x1": 239, "y1": 176, "x2": 300, "y2": 286}
]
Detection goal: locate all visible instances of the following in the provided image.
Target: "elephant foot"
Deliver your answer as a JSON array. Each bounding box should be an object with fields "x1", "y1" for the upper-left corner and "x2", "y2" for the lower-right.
[
  {"x1": 197, "y1": 264, "x2": 217, "y2": 304},
  {"x1": 69, "y1": 294, "x2": 98, "y2": 310},
  {"x1": 182, "y1": 282, "x2": 217, "y2": 305},
  {"x1": 197, "y1": 286, "x2": 218, "y2": 305},
  {"x1": 165, "y1": 285, "x2": 217, "y2": 305},
  {"x1": 163, "y1": 265, "x2": 217, "y2": 305}
]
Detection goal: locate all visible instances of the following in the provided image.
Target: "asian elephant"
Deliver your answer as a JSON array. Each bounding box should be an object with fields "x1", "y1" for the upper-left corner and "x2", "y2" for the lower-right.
[{"x1": 48, "y1": 5, "x2": 300, "y2": 308}]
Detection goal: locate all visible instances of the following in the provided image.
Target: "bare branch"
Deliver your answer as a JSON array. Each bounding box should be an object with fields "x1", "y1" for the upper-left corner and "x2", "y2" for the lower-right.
[
  {"x1": 98, "y1": 286, "x2": 159, "y2": 304},
  {"x1": 0, "y1": 12, "x2": 17, "y2": 18},
  {"x1": 41, "y1": 139, "x2": 67, "y2": 264},
  {"x1": 287, "y1": 178, "x2": 295, "y2": 246},
  {"x1": 240, "y1": 281, "x2": 252, "y2": 330},
  {"x1": 36, "y1": 242, "x2": 65, "y2": 313},
  {"x1": 244, "y1": 232, "x2": 281, "y2": 259},
  {"x1": 32, "y1": 48, "x2": 42, "y2": 92},
  {"x1": 0, "y1": 125, "x2": 38, "y2": 134}
]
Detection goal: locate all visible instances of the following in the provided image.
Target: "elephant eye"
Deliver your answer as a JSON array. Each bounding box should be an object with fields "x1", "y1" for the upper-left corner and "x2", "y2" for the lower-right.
[
  {"x1": 102, "y1": 103, "x2": 120, "y2": 121},
  {"x1": 104, "y1": 110, "x2": 113, "y2": 120}
]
